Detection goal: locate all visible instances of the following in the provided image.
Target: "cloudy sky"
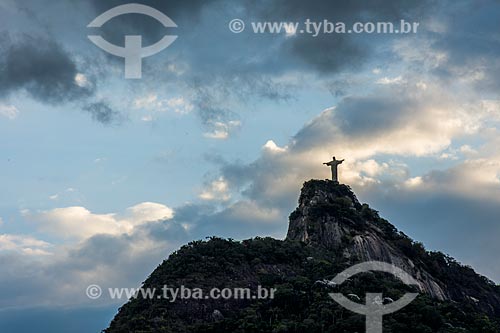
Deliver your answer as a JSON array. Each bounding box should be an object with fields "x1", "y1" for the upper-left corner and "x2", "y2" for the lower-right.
[{"x1": 1, "y1": 0, "x2": 500, "y2": 331}]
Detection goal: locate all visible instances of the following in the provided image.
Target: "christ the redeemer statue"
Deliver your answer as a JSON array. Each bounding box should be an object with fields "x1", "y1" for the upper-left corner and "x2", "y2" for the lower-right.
[{"x1": 324, "y1": 156, "x2": 344, "y2": 182}]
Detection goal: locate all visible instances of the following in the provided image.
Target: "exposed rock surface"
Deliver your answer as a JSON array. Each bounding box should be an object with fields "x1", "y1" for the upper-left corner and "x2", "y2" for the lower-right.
[{"x1": 287, "y1": 180, "x2": 500, "y2": 312}]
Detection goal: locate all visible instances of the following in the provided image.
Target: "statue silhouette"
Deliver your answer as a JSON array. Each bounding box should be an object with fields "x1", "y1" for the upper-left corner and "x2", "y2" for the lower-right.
[{"x1": 323, "y1": 156, "x2": 344, "y2": 182}]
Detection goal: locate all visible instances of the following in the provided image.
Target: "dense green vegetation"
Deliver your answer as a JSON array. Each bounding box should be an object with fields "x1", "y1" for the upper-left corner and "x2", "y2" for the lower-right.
[{"x1": 105, "y1": 237, "x2": 500, "y2": 333}]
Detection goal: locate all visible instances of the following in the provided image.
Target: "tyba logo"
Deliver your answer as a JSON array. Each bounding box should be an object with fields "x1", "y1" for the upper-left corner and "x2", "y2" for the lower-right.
[
  {"x1": 87, "y1": 3, "x2": 177, "y2": 79},
  {"x1": 329, "y1": 261, "x2": 420, "y2": 333}
]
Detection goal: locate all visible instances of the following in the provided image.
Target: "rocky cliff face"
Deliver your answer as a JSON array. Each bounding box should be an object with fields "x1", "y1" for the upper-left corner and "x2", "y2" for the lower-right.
[{"x1": 287, "y1": 180, "x2": 500, "y2": 313}]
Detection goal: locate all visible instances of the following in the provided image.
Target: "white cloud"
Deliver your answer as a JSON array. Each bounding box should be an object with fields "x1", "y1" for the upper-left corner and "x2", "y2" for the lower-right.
[
  {"x1": 338, "y1": 159, "x2": 409, "y2": 187},
  {"x1": 405, "y1": 176, "x2": 423, "y2": 187},
  {"x1": 438, "y1": 144, "x2": 478, "y2": 160},
  {"x1": 294, "y1": 84, "x2": 491, "y2": 160},
  {"x1": 460, "y1": 145, "x2": 477, "y2": 155},
  {"x1": 224, "y1": 201, "x2": 281, "y2": 224},
  {"x1": 0, "y1": 104, "x2": 19, "y2": 119},
  {"x1": 393, "y1": 37, "x2": 449, "y2": 70},
  {"x1": 439, "y1": 152, "x2": 458, "y2": 160},
  {"x1": 0, "y1": 202, "x2": 181, "y2": 308},
  {"x1": 0, "y1": 234, "x2": 52, "y2": 256},
  {"x1": 164, "y1": 97, "x2": 194, "y2": 114},
  {"x1": 134, "y1": 94, "x2": 194, "y2": 114},
  {"x1": 166, "y1": 62, "x2": 188, "y2": 76},
  {"x1": 263, "y1": 140, "x2": 287, "y2": 154},
  {"x1": 125, "y1": 202, "x2": 174, "y2": 224},
  {"x1": 480, "y1": 100, "x2": 500, "y2": 120},
  {"x1": 134, "y1": 94, "x2": 158, "y2": 109},
  {"x1": 376, "y1": 75, "x2": 403, "y2": 85},
  {"x1": 32, "y1": 207, "x2": 123, "y2": 240},
  {"x1": 28, "y1": 202, "x2": 174, "y2": 241},
  {"x1": 74, "y1": 73, "x2": 89, "y2": 87},
  {"x1": 355, "y1": 159, "x2": 388, "y2": 177},
  {"x1": 141, "y1": 114, "x2": 153, "y2": 122},
  {"x1": 199, "y1": 177, "x2": 230, "y2": 201},
  {"x1": 416, "y1": 81, "x2": 428, "y2": 90},
  {"x1": 204, "y1": 120, "x2": 241, "y2": 140}
]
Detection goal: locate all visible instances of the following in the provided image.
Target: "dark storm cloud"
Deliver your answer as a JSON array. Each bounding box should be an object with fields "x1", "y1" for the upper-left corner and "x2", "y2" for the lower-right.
[
  {"x1": 173, "y1": 73, "x2": 292, "y2": 133},
  {"x1": 87, "y1": 0, "x2": 431, "y2": 74},
  {"x1": 286, "y1": 36, "x2": 367, "y2": 74},
  {"x1": 427, "y1": 0, "x2": 500, "y2": 92},
  {"x1": 66, "y1": 233, "x2": 133, "y2": 268},
  {"x1": 249, "y1": 0, "x2": 430, "y2": 20},
  {"x1": 190, "y1": 81, "x2": 239, "y2": 127},
  {"x1": 218, "y1": 156, "x2": 302, "y2": 213},
  {"x1": 292, "y1": 90, "x2": 420, "y2": 152},
  {"x1": 0, "y1": 36, "x2": 93, "y2": 103},
  {"x1": 85, "y1": 0, "x2": 295, "y2": 129},
  {"x1": 86, "y1": 0, "x2": 220, "y2": 46},
  {"x1": 243, "y1": 0, "x2": 432, "y2": 73},
  {"x1": 193, "y1": 203, "x2": 286, "y2": 240},
  {"x1": 82, "y1": 0, "x2": 435, "y2": 129},
  {"x1": 329, "y1": 95, "x2": 412, "y2": 133},
  {"x1": 430, "y1": 0, "x2": 500, "y2": 64},
  {"x1": 0, "y1": 35, "x2": 122, "y2": 125},
  {"x1": 359, "y1": 182, "x2": 500, "y2": 282},
  {"x1": 83, "y1": 101, "x2": 122, "y2": 125},
  {"x1": 62, "y1": 220, "x2": 188, "y2": 276},
  {"x1": 88, "y1": 0, "x2": 215, "y2": 19},
  {"x1": 139, "y1": 218, "x2": 192, "y2": 243}
]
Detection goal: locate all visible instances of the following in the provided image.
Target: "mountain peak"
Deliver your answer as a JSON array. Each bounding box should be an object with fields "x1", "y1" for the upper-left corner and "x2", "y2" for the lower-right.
[
  {"x1": 287, "y1": 179, "x2": 367, "y2": 249},
  {"x1": 296, "y1": 179, "x2": 360, "y2": 209},
  {"x1": 105, "y1": 179, "x2": 500, "y2": 332}
]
